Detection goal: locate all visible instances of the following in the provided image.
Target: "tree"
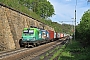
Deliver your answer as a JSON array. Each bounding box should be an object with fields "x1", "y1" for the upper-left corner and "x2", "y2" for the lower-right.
[
  {"x1": 19, "y1": 0, "x2": 55, "y2": 19},
  {"x1": 76, "y1": 9, "x2": 90, "y2": 46},
  {"x1": 36, "y1": 1, "x2": 55, "y2": 18}
]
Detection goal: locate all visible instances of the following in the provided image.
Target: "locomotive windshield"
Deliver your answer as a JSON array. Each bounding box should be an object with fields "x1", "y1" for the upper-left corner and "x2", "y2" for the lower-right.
[
  {"x1": 29, "y1": 30, "x2": 34, "y2": 34},
  {"x1": 23, "y1": 30, "x2": 28, "y2": 33},
  {"x1": 23, "y1": 30, "x2": 34, "y2": 34}
]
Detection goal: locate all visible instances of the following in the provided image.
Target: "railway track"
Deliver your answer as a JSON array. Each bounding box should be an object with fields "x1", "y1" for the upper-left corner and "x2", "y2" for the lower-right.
[
  {"x1": 0, "y1": 48, "x2": 29, "y2": 60},
  {"x1": 0, "y1": 38, "x2": 68, "y2": 60},
  {"x1": 21, "y1": 40, "x2": 67, "y2": 60}
]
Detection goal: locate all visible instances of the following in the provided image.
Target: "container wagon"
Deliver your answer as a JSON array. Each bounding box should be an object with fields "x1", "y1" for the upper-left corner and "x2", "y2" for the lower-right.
[
  {"x1": 48, "y1": 30, "x2": 54, "y2": 41},
  {"x1": 60, "y1": 33, "x2": 64, "y2": 38},
  {"x1": 54, "y1": 32, "x2": 58, "y2": 40}
]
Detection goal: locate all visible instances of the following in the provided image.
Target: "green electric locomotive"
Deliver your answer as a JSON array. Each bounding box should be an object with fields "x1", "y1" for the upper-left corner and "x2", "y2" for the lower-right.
[{"x1": 20, "y1": 28, "x2": 40, "y2": 47}]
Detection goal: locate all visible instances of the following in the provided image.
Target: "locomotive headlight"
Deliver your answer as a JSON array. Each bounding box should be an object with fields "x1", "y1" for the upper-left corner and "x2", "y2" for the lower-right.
[
  {"x1": 33, "y1": 37, "x2": 35, "y2": 40},
  {"x1": 27, "y1": 39, "x2": 29, "y2": 40}
]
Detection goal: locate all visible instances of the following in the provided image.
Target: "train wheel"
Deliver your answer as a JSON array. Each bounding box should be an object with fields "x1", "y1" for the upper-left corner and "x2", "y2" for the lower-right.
[
  {"x1": 27, "y1": 43, "x2": 29, "y2": 47},
  {"x1": 34, "y1": 43, "x2": 36, "y2": 47},
  {"x1": 36, "y1": 43, "x2": 39, "y2": 46},
  {"x1": 24, "y1": 45, "x2": 27, "y2": 48},
  {"x1": 52, "y1": 39, "x2": 54, "y2": 42}
]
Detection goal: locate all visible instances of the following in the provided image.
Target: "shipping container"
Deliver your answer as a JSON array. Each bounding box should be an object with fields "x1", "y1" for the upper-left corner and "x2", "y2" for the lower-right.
[
  {"x1": 57, "y1": 33, "x2": 60, "y2": 38},
  {"x1": 60, "y1": 33, "x2": 64, "y2": 38},
  {"x1": 54, "y1": 32, "x2": 56, "y2": 38},
  {"x1": 41, "y1": 30, "x2": 49, "y2": 40},
  {"x1": 64, "y1": 33, "x2": 67, "y2": 37},
  {"x1": 48, "y1": 30, "x2": 54, "y2": 41},
  {"x1": 54, "y1": 32, "x2": 58, "y2": 40}
]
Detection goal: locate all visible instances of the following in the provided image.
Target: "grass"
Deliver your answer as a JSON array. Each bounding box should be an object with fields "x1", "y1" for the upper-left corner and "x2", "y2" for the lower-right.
[
  {"x1": 40, "y1": 56, "x2": 44, "y2": 60},
  {"x1": 46, "y1": 53, "x2": 49, "y2": 56},
  {"x1": 48, "y1": 40, "x2": 90, "y2": 60},
  {"x1": 58, "y1": 40, "x2": 90, "y2": 60},
  {"x1": 49, "y1": 49, "x2": 54, "y2": 54},
  {"x1": 50, "y1": 45, "x2": 65, "y2": 60}
]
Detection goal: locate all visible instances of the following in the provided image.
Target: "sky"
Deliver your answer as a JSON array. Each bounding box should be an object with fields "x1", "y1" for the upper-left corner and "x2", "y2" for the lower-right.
[{"x1": 48, "y1": 0, "x2": 90, "y2": 25}]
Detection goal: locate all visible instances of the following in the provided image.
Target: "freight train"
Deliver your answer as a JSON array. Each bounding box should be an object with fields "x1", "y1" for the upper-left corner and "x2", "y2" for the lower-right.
[{"x1": 19, "y1": 26, "x2": 69, "y2": 47}]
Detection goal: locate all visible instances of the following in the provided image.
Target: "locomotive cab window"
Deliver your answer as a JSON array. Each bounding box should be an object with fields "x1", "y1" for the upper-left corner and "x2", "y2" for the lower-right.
[
  {"x1": 23, "y1": 30, "x2": 28, "y2": 33},
  {"x1": 29, "y1": 30, "x2": 34, "y2": 34}
]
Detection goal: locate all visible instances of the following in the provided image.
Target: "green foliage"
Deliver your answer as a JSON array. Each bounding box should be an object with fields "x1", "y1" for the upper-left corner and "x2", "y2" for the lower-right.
[
  {"x1": 50, "y1": 45, "x2": 65, "y2": 60},
  {"x1": 51, "y1": 22, "x2": 73, "y2": 34},
  {"x1": 76, "y1": 9, "x2": 90, "y2": 46},
  {"x1": 45, "y1": 53, "x2": 49, "y2": 56},
  {"x1": 18, "y1": 0, "x2": 55, "y2": 19},
  {"x1": 40, "y1": 56, "x2": 44, "y2": 60}
]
